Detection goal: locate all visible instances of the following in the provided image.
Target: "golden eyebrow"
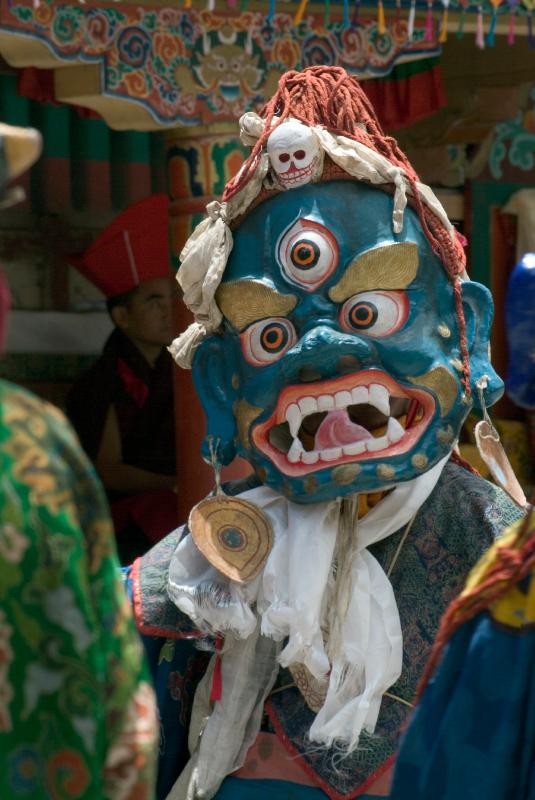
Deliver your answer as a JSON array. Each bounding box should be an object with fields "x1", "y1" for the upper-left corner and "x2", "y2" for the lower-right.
[
  {"x1": 328, "y1": 242, "x2": 419, "y2": 302},
  {"x1": 215, "y1": 280, "x2": 297, "y2": 332}
]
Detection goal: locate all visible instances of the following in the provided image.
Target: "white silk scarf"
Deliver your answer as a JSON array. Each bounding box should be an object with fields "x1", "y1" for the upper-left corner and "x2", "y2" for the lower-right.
[{"x1": 167, "y1": 455, "x2": 449, "y2": 799}]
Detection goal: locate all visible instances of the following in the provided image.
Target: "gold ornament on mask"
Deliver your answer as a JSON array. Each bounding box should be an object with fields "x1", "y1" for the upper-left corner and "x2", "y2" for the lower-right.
[
  {"x1": 474, "y1": 376, "x2": 526, "y2": 509},
  {"x1": 189, "y1": 437, "x2": 273, "y2": 582}
]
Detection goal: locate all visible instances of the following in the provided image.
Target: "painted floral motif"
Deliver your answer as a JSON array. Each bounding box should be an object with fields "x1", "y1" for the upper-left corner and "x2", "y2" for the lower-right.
[
  {"x1": 117, "y1": 26, "x2": 152, "y2": 68},
  {"x1": 302, "y1": 31, "x2": 338, "y2": 66},
  {"x1": 1, "y1": 2, "x2": 440, "y2": 126},
  {"x1": 123, "y1": 69, "x2": 151, "y2": 98},
  {"x1": 52, "y1": 5, "x2": 83, "y2": 46},
  {"x1": 489, "y1": 85, "x2": 535, "y2": 179},
  {"x1": 0, "y1": 381, "x2": 157, "y2": 798},
  {"x1": 86, "y1": 10, "x2": 116, "y2": 48}
]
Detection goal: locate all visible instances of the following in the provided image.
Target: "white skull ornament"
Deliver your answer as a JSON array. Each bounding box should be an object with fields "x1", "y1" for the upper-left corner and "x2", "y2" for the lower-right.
[{"x1": 266, "y1": 119, "x2": 323, "y2": 190}]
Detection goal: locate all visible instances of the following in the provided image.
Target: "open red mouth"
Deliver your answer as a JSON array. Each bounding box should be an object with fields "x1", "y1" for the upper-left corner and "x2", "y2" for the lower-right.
[{"x1": 252, "y1": 370, "x2": 435, "y2": 477}]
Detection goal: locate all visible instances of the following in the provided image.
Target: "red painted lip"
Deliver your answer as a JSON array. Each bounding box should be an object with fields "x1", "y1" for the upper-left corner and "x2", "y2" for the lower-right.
[
  {"x1": 279, "y1": 156, "x2": 318, "y2": 184},
  {"x1": 251, "y1": 370, "x2": 436, "y2": 477}
]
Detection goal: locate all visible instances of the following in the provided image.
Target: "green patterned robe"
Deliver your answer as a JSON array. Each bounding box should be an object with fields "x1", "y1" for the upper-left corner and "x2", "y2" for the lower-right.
[{"x1": 0, "y1": 380, "x2": 157, "y2": 799}]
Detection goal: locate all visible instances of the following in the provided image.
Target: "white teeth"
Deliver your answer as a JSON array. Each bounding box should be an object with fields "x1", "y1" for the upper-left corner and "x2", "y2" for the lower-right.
[
  {"x1": 321, "y1": 447, "x2": 342, "y2": 461},
  {"x1": 298, "y1": 396, "x2": 318, "y2": 417},
  {"x1": 318, "y1": 394, "x2": 335, "y2": 412},
  {"x1": 387, "y1": 417, "x2": 405, "y2": 444},
  {"x1": 288, "y1": 438, "x2": 303, "y2": 463},
  {"x1": 286, "y1": 403, "x2": 301, "y2": 438},
  {"x1": 283, "y1": 383, "x2": 401, "y2": 466},
  {"x1": 366, "y1": 435, "x2": 388, "y2": 452},
  {"x1": 342, "y1": 441, "x2": 366, "y2": 456},
  {"x1": 351, "y1": 386, "x2": 369, "y2": 405},
  {"x1": 369, "y1": 383, "x2": 390, "y2": 417},
  {"x1": 334, "y1": 390, "x2": 353, "y2": 409}
]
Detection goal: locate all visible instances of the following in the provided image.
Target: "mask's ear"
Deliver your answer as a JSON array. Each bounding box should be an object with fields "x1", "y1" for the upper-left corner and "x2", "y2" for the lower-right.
[
  {"x1": 192, "y1": 335, "x2": 239, "y2": 466},
  {"x1": 461, "y1": 280, "x2": 504, "y2": 410}
]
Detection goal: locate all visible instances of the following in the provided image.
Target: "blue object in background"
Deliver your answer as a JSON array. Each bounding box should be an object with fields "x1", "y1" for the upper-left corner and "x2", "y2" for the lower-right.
[{"x1": 505, "y1": 253, "x2": 535, "y2": 410}]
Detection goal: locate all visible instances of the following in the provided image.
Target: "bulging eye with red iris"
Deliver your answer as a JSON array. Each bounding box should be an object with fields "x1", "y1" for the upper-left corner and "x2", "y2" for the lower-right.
[
  {"x1": 240, "y1": 318, "x2": 297, "y2": 366},
  {"x1": 278, "y1": 218, "x2": 339, "y2": 291},
  {"x1": 340, "y1": 290, "x2": 409, "y2": 337}
]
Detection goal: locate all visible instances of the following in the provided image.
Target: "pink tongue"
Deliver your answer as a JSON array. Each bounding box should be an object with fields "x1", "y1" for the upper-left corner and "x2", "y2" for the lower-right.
[{"x1": 315, "y1": 409, "x2": 372, "y2": 449}]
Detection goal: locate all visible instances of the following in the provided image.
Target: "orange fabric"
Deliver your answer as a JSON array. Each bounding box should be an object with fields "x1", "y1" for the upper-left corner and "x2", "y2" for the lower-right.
[
  {"x1": 234, "y1": 730, "x2": 392, "y2": 794},
  {"x1": 233, "y1": 732, "x2": 318, "y2": 785}
]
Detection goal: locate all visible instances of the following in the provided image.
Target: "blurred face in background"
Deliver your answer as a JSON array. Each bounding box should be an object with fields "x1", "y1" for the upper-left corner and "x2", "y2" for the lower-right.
[{"x1": 112, "y1": 276, "x2": 176, "y2": 352}]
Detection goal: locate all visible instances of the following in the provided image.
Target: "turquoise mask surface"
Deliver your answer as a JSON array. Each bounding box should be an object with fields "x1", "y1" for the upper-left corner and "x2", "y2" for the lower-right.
[{"x1": 193, "y1": 181, "x2": 503, "y2": 503}]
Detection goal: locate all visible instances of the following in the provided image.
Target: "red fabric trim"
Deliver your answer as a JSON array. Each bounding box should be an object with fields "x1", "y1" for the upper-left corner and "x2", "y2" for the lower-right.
[
  {"x1": 117, "y1": 358, "x2": 149, "y2": 408},
  {"x1": 449, "y1": 450, "x2": 481, "y2": 477},
  {"x1": 131, "y1": 557, "x2": 201, "y2": 640},
  {"x1": 17, "y1": 67, "x2": 100, "y2": 118},
  {"x1": 265, "y1": 699, "x2": 396, "y2": 800},
  {"x1": 356, "y1": 754, "x2": 397, "y2": 797},
  {"x1": 233, "y1": 732, "x2": 318, "y2": 785},
  {"x1": 17, "y1": 67, "x2": 57, "y2": 106},
  {"x1": 362, "y1": 65, "x2": 446, "y2": 131}
]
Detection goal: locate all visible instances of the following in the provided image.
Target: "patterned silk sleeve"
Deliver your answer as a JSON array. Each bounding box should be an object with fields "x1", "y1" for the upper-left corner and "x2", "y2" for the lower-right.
[
  {"x1": 0, "y1": 382, "x2": 158, "y2": 800},
  {"x1": 390, "y1": 513, "x2": 535, "y2": 800}
]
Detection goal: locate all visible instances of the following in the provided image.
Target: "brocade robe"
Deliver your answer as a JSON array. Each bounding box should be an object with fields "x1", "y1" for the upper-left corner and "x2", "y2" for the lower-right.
[
  {"x1": 390, "y1": 511, "x2": 535, "y2": 800},
  {"x1": 0, "y1": 380, "x2": 157, "y2": 799},
  {"x1": 129, "y1": 462, "x2": 523, "y2": 800}
]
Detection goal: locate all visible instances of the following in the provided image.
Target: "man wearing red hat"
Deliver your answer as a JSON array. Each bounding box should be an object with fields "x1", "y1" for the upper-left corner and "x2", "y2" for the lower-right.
[{"x1": 67, "y1": 194, "x2": 178, "y2": 563}]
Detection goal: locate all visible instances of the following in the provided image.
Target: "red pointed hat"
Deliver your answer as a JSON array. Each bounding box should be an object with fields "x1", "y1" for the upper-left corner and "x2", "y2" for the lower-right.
[{"x1": 69, "y1": 193, "x2": 170, "y2": 298}]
